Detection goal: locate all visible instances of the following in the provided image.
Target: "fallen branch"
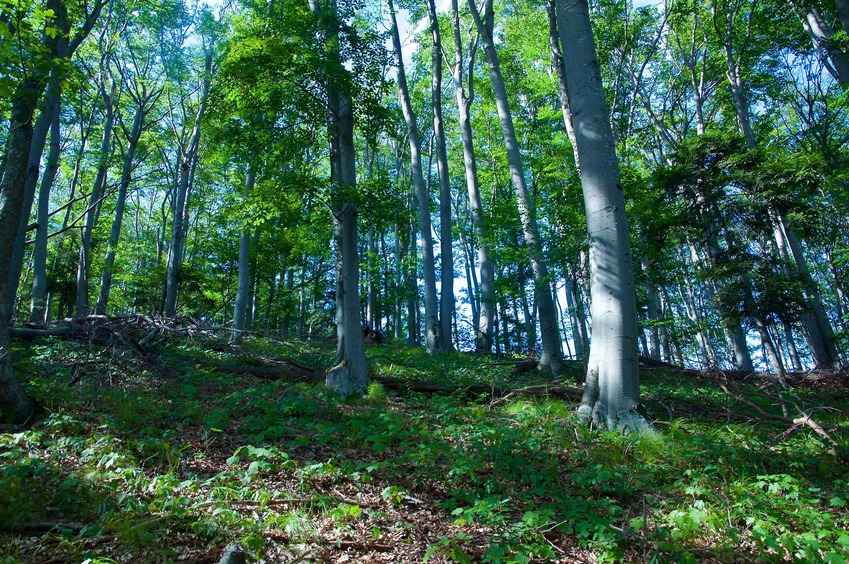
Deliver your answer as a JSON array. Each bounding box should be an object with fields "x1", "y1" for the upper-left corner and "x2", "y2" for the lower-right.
[
  {"x1": 718, "y1": 382, "x2": 848, "y2": 463},
  {"x1": 373, "y1": 376, "x2": 583, "y2": 402}
]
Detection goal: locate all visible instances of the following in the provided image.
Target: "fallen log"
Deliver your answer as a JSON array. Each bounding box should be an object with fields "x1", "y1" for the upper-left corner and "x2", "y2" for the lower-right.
[
  {"x1": 372, "y1": 376, "x2": 583, "y2": 402},
  {"x1": 9, "y1": 326, "x2": 72, "y2": 339}
]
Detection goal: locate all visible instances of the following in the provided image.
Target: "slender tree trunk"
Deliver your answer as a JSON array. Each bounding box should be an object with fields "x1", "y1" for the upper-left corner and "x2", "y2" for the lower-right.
[
  {"x1": 6, "y1": 74, "x2": 62, "y2": 315},
  {"x1": 427, "y1": 0, "x2": 455, "y2": 352},
  {"x1": 452, "y1": 0, "x2": 494, "y2": 353},
  {"x1": 564, "y1": 272, "x2": 585, "y2": 360},
  {"x1": 77, "y1": 80, "x2": 116, "y2": 317},
  {"x1": 756, "y1": 317, "x2": 788, "y2": 387},
  {"x1": 557, "y1": 0, "x2": 644, "y2": 430},
  {"x1": 164, "y1": 51, "x2": 213, "y2": 318},
  {"x1": 394, "y1": 223, "x2": 403, "y2": 340},
  {"x1": 231, "y1": 169, "x2": 255, "y2": 346},
  {"x1": 642, "y1": 257, "x2": 661, "y2": 360},
  {"x1": 388, "y1": 0, "x2": 440, "y2": 353},
  {"x1": 96, "y1": 103, "x2": 146, "y2": 315},
  {"x1": 469, "y1": 0, "x2": 563, "y2": 374},
  {"x1": 782, "y1": 323, "x2": 803, "y2": 372},
  {"x1": 777, "y1": 213, "x2": 839, "y2": 367},
  {"x1": 30, "y1": 96, "x2": 62, "y2": 322}
]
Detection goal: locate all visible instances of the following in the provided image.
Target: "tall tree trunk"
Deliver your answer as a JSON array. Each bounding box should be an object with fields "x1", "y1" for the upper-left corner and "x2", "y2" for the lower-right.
[
  {"x1": 96, "y1": 102, "x2": 147, "y2": 315},
  {"x1": 427, "y1": 0, "x2": 455, "y2": 352},
  {"x1": 0, "y1": 81, "x2": 40, "y2": 423},
  {"x1": 557, "y1": 0, "x2": 644, "y2": 430},
  {"x1": 388, "y1": 0, "x2": 440, "y2": 353},
  {"x1": 231, "y1": 169, "x2": 255, "y2": 346},
  {"x1": 564, "y1": 271, "x2": 586, "y2": 360},
  {"x1": 6, "y1": 74, "x2": 62, "y2": 315},
  {"x1": 30, "y1": 96, "x2": 62, "y2": 322},
  {"x1": 164, "y1": 49, "x2": 214, "y2": 318},
  {"x1": 77, "y1": 82, "x2": 117, "y2": 317},
  {"x1": 452, "y1": 0, "x2": 494, "y2": 353},
  {"x1": 316, "y1": 0, "x2": 367, "y2": 396},
  {"x1": 775, "y1": 212, "x2": 840, "y2": 367},
  {"x1": 394, "y1": 223, "x2": 403, "y2": 340},
  {"x1": 469, "y1": 0, "x2": 563, "y2": 374},
  {"x1": 642, "y1": 257, "x2": 662, "y2": 360}
]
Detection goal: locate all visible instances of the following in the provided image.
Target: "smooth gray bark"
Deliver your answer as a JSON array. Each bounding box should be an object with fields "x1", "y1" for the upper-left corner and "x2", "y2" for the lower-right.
[
  {"x1": 557, "y1": 0, "x2": 644, "y2": 431},
  {"x1": 231, "y1": 170, "x2": 255, "y2": 346},
  {"x1": 6, "y1": 74, "x2": 62, "y2": 316},
  {"x1": 30, "y1": 96, "x2": 62, "y2": 322},
  {"x1": 776, "y1": 212, "x2": 839, "y2": 368},
  {"x1": 164, "y1": 48, "x2": 214, "y2": 318},
  {"x1": 388, "y1": 0, "x2": 440, "y2": 354},
  {"x1": 318, "y1": 0, "x2": 367, "y2": 396},
  {"x1": 77, "y1": 81, "x2": 117, "y2": 317},
  {"x1": 451, "y1": 0, "x2": 494, "y2": 353},
  {"x1": 791, "y1": 0, "x2": 849, "y2": 82},
  {"x1": 469, "y1": 0, "x2": 563, "y2": 374},
  {"x1": 96, "y1": 97, "x2": 152, "y2": 315},
  {"x1": 428, "y1": 0, "x2": 454, "y2": 352}
]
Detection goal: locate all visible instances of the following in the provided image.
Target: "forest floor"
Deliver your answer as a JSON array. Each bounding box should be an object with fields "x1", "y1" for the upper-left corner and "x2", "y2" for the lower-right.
[{"x1": 1, "y1": 318, "x2": 848, "y2": 563}]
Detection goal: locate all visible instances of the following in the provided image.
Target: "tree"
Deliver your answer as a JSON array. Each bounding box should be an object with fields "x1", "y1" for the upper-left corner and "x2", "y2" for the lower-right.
[
  {"x1": 0, "y1": 0, "x2": 106, "y2": 423},
  {"x1": 556, "y1": 0, "x2": 645, "y2": 431},
  {"x1": 468, "y1": 0, "x2": 563, "y2": 374},
  {"x1": 387, "y1": 0, "x2": 441, "y2": 354}
]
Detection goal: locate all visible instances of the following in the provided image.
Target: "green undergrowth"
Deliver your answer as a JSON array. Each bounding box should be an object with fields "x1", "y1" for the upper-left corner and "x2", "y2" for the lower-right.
[{"x1": 2, "y1": 336, "x2": 848, "y2": 562}]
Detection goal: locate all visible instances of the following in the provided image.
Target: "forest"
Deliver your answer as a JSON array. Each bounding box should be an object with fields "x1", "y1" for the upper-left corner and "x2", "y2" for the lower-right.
[{"x1": 1, "y1": 0, "x2": 849, "y2": 561}]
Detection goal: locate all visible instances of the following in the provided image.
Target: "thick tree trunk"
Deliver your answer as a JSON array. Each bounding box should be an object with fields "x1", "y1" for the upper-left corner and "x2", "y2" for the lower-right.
[
  {"x1": 452, "y1": 0, "x2": 494, "y2": 353},
  {"x1": 96, "y1": 103, "x2": 146, "y2": 315},
  {"x1": 30, "y1": 96, "x2": 62, "y2": 322},
  {"x1": 557, "y1": 0, "x2": 644, "y2": 431},
  {"x1": 428, "y1": 0, "x2": 455, "y2": 352},
  {"x1": 388, "y1": 0, "x2": 440, "y2": 353},
  {"x1": 0, "y1": 83, "x2": 40, "y2": 423},
  {"x1": 469, "y1": 0, "x2": 563, "y2": 374},
  {"x1": 319, "y1": 0, "x2": 367, "y2": 396},
  {"x1": 231, "y1": 170, "x2": 255, "y2": 346},
  {"x1": 77, "y1": 81, "x2": 117, "y2": 317}
]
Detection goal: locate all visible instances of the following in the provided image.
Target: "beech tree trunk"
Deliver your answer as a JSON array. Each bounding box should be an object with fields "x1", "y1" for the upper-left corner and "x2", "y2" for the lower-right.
[
  {"x1": 77, "y1": 81, "x2": 116, "y2": 317},
  {"x1": 316, "y1": 0, "x2": 367, "y2": 396},
  {"x1": 791, "y1": 0, "x2": 849, "y2": 83},
  {"x1": 6, "y1": 74, "x2": 62, "y2": 315},
  {"x1": 557, "y1": 0, "x2": 645, "y2": 431},
  {"x1": 96, "y1": 100, "x2": 150, "y2": 315},
  {"x1": 0, "y1": 0, "x2": 105, "y2": 422},
  {"x1": 231, "y1": 170, "x2": 255, "y2": 346},
  {"x1": 469, "y1": 0, "x2": 563, "y2": 374},
  {"x1": 164, "y1": 48, "x2": 214, "y2": 318},
  {"x1": 452, "y1": 0, "x2": 494, "y2": 353},
  {"x1": 0, "y1": 81, "x2": 40, "y2": 423},
  {"x1": 428, "y1": 0, "x2": 455, "y2": 352},
  {"x1": 30, "y1": 96, "x2": 62, "y2": 322},
  {"x1": 388, "y1": 0, "x2": 440, "y2": 354}
]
